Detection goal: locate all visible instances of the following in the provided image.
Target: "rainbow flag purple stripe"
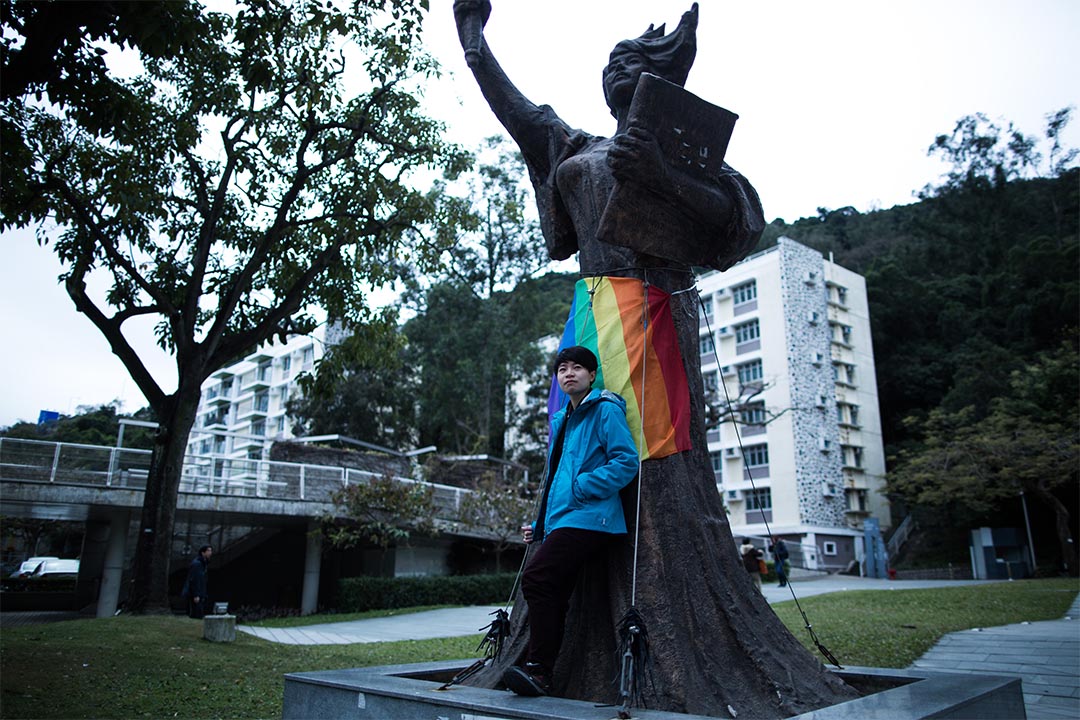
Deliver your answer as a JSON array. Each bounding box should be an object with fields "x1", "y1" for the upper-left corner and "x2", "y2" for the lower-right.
[{"x1": 548, "y1": 276, "x2": 692, "y2": 460}]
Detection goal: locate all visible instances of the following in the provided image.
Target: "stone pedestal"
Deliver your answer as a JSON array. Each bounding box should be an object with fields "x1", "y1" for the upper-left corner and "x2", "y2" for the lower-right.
[
  {"x1": 283, "y1": 661, "x2": 1027, "y2": 720},
  {"x1": 203, "y1": 614, "x2": 236, "y2": 643}
]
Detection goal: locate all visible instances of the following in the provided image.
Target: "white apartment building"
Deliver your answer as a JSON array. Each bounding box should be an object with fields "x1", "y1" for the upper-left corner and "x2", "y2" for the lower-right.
[
  {"x1": 187, "y1": 331, "x2": 328, "y2": 462},
  {"x1": 697, "y1": 236, "x2": 890, "y2": 571}
]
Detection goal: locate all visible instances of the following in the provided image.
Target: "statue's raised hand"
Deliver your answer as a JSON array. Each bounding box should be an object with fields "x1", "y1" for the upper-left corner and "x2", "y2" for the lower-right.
[{"x1": 454, "y1": 0, "x2": 492, "y2": 66}]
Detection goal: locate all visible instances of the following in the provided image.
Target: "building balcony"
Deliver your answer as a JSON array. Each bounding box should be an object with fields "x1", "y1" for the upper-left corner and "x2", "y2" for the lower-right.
[
  {"x1": 232, "y1": 435, "x2": 267, "y2": 450},
  {"x1": 241, "y1": 375, "x2": 272, "y2": 392},
  {"x1": 235, "y1": 405, "x2": 268, "y2": 422}
]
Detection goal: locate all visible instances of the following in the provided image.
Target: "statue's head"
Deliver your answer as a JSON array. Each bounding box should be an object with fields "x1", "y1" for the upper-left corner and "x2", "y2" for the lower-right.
[{"x1": 602, "y1": 2, "x2": 698, "y2": 117}]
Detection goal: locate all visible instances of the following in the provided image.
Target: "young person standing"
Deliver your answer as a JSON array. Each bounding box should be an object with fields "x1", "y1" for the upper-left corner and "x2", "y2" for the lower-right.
[{"x1": 503, "y1": 346, "x2": 640, "y2": 696}]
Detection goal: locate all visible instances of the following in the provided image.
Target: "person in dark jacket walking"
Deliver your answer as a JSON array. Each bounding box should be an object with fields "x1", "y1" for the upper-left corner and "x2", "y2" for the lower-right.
[
  {"x1": 183, "y1": 545, "x2": 212, "y2": 618},
  {"x1": 770, "y1": 539, "x2": 789, "y2": 587},
  {"x1": 502, "y1": 346, "x2": 639, "y2": 697}
]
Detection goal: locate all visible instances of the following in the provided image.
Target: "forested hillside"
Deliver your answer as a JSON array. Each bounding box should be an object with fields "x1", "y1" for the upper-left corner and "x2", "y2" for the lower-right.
[
  {"x1": 763, "y1": 167, "x2": 1078, "y2": 453},
  {"x1": 757, "y1": 111, "x2": 1078, "y2": 572}
]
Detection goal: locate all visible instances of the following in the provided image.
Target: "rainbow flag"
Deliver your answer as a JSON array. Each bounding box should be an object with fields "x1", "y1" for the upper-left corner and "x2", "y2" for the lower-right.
[{"x1": 548, "y1": 276, "x2": 692, "y2": 460}]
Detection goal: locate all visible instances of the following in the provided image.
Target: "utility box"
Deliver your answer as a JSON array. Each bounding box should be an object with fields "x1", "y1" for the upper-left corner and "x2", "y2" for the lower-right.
[
  {"x1": 204, "y1": 614, "x2": 236, "y2": 642},
  {"x1": 969, "y1": 527, "x2": 1030, "y2": 579}
]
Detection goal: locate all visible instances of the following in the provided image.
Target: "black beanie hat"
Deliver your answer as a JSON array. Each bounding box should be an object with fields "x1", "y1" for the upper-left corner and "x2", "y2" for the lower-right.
[{"x1": 553, "y1": 345, "x2": 599, "y2": 374}]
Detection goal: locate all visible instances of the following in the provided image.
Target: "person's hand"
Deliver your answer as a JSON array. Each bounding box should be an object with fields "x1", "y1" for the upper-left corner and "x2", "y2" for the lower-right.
[
  {"x1": 193, "y1": 596, "x2": 200, "y2": 603},
  {"x1": 520, "y1": 524, "x2": 534, "y2": 544},
  {"x1": 607, "y1": 127, "x2": 668, "y2": 187}
]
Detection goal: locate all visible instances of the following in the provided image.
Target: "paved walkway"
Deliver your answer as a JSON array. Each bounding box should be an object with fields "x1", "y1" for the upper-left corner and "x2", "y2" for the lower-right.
[
  {"x1": 909, "y1": 591, "x2": 1080, "y2": 720},
  {"x1": 234, "y1": 575, "x2": 999, "y2": 645}
]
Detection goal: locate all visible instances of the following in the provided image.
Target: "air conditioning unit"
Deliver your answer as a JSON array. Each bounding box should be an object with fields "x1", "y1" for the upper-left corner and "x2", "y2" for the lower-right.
[
  {"x1": 804, "y1": 271, "x2": 818, "y2": 285},
  {"x1": 807, "y1": 311, "x2": 819, "y2": 325},
  {"x1": 819, "y1": 437, "x2": 833, "y2": 452},
  {"x1": 715, "y1": 287, "x2": 730, "y2": 298},
  {"x1": 718, "y1": 326, "x2": 734, "y2": 338},
  {"x1": 810, "y1": 351, "x2": 824, "y2": 366},
  {"x1": 726, "y1": 489, "x2": 744, "y2": 502},
  {"x1": 815, "y1": 394, "x2": 829, "y2": 409},
  {"x1": 720, "y1": 365, "x2": 736, "y2": 377},
  {"x1": 724, "y1": 447, "x2": 741, "y2": 459},
  {"x1": 821, "y1": 481, "x2": 837, "y2": 497}
]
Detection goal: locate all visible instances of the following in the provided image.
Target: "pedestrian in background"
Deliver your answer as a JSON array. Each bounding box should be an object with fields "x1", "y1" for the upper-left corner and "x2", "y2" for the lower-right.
[
  {"x1": 771, "y1": 539, "x2": 789, "y2": 587},
  {"x1": 740, "y1": 538, "x2": 763, "y2": 593},
  {"x1": 182, "y1": 545, "x2": 212, "y2": 618}
]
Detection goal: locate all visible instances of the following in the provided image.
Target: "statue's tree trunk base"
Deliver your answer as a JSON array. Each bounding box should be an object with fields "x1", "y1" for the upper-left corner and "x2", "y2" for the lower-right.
[{"x1": 466, "y1": 290, "x2": 858, "y2": 718}]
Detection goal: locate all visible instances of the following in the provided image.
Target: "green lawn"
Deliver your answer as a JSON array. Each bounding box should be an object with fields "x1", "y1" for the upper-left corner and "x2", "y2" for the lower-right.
[
  {"x1": 1, "y1": 578, "x2": 1075, "y2": 719},
  {"x1": 771, "y1": 578, "x2": 1077, "y2": 667}
]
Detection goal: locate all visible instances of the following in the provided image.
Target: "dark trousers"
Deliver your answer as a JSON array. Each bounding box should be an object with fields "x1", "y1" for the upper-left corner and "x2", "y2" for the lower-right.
[
  {"x1": 521, "y1": 527, "x2": 615, "y2": 672},
  {"x1": 188, "y1": 597, "x2": 207, "y2": 619}
]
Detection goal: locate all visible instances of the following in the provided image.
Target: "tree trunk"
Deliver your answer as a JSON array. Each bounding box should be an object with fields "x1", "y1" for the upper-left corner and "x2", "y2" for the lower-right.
[
  {"x1": 127, "y1": 389, "x2": 202, "y2": 613},
  {"x1": 467, "y1": 290, "x2": 857, "y2": 716},
  {"x1": 1032, "y1": 480, "x2": 1078, "y2": 576}
]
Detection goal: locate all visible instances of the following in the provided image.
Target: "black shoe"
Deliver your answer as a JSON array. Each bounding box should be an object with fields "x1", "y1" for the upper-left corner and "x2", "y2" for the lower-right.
[{"x1": 502, "y1": 663, "x2": 551, "y2": 696}]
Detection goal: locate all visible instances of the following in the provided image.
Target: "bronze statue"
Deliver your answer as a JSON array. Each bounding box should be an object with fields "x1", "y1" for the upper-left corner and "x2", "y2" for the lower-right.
[{"x1": 453, "y1": 2, "x2": 857, "y2": 716}]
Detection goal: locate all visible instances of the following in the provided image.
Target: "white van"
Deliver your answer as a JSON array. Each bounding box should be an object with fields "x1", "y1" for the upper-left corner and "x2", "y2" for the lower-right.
[
  {"x1": 30, "y1": 559, "x2": 80, "y2": 577},
  {"x1": 12, "y1": 556, "x2": 59, "y2": 577}
]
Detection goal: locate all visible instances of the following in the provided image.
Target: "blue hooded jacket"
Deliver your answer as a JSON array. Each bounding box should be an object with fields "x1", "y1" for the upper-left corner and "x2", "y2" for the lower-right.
[{"x1": 537, "y1": 388, "x2": 640, "y2": 541}]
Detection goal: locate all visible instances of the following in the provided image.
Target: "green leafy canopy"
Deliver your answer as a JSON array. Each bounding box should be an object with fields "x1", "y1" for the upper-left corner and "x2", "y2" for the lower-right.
[{"x1": 1, "y1": 0, "x2": 468, "y2": 412}]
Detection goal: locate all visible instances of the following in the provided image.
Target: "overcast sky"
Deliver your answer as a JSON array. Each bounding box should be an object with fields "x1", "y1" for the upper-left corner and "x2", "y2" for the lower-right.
[{"x1": 2, "y1": 0, "x2": 1078, "y2": 427}]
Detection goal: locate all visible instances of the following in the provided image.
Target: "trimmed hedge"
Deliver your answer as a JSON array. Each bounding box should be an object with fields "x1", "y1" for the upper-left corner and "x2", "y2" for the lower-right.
[{"x1": 339, "y1": 573, "x2": 517, "y2": 612}]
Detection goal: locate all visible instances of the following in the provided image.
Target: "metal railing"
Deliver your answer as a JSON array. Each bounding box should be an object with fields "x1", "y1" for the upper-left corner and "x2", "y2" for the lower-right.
[
  {"x1": 886, "y1": 513, "x2": 916, "y2": 558},
  {"x1": 0, "y1": 437, "x2": 470, "y2": 520}
]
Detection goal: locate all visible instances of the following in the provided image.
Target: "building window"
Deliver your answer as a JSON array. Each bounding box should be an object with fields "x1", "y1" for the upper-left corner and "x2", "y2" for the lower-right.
[
  {"x1": 710, "y1": 451, "x2": 723, "y2": 475},
  {"x1": 823, "y1": 541, "x2": 838, "y2": 556},
  {"x1": 257, "y1": 361, "x2": 271, "y2": 382},
  {"x1": 277, "y1": 416, "x2": 286, "y2": 434},
  {"x1": 836, "y1": 287, "x2": 848, "y2": 306},
  {"x1": 744, "y1": 444, "x2": 769, "y2": 467},
  {"x1": 247, "y1": 449, "x2": 261, "y2": 461},
  {"x1": 700, "y1": 295, "x2": 713, "y2": 319},
  {"x1": 836, "y1": 404, "x2": 846, "y2": 423},
  {"x1": 732, "y1": 280, "x2": 757, "y2": 305},
  {"x1": 844, "y1": 446, "x2": 864, "y2": 468},
  {"x1": 251, "y1": 420, "x2": 265, "y2": 436},
  {"x1": 302, "y1": 346, "x2": 315, "y2": 366},
  {"x1": 278, "y1": 386, "x2": 289, "y2": 406},
  {"x1": 199, "y1": 439, "x2": 211, "y2": 455},
  {"x1": 738, "y1": 359, "x2": 763, "y2": 386},
  {"x1": 254, "y1": 390, "x2": 269, "y2": 412},
  {"x1": 213, "y1": 435, "x2": 225, "y2": 454},
  {"x1": 850, "y1": 406, "x2": 859, "y2": 426},
  {"x1": 741, "y1": 402, "x2": 766, "y2": 426},
  {"x1": 281, "y1": 355, "x2": 291, "y2": 374},
  {"x1": 699, "y1": 334, "x2": 715, "y2": 355},
  {"x1": 221, "y1": 378, "x2": 232, "y2": 397},
  {"x1": 735, "y1": 320, "x2": 760, "y2": 344},
  {"x1": 745, "y1": 487, "x2": 772, "y2": 511}
]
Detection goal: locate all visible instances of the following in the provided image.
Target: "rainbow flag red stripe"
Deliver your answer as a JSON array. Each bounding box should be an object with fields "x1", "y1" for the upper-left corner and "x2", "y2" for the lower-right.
[{"x1": 548, "y1": 276, "x2": 692, "y2": 460}]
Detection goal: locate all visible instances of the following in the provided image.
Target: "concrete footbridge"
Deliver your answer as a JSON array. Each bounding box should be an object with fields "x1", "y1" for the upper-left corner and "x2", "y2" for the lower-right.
[{"x1": 0, "y1": 437, "x2": 477, "y2": 616}]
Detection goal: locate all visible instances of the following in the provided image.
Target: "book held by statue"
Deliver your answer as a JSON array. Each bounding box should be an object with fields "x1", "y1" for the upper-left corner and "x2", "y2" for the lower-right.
[{"x1": 596, "y1": 72, "x2": 739, "y2": 266}]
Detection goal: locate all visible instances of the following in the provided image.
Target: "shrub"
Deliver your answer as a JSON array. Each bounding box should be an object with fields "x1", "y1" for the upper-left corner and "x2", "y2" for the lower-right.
[{"x1": 338, "y1": 573, "x2": 517, "y2": 612}]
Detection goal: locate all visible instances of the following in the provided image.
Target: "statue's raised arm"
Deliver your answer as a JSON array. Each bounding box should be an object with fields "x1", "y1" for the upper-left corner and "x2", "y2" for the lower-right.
[
  {"x1": 454, "y1": 1, "x2": 764, "y2": 273},
  {"x1": 452, "y1": 2, "x2": 571, "y2": 174}
]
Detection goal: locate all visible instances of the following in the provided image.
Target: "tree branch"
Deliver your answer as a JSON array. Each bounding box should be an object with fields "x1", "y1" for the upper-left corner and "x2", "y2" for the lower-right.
[{"x1": 64, "y1": 256, "x2": 166, "y2": 410}]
